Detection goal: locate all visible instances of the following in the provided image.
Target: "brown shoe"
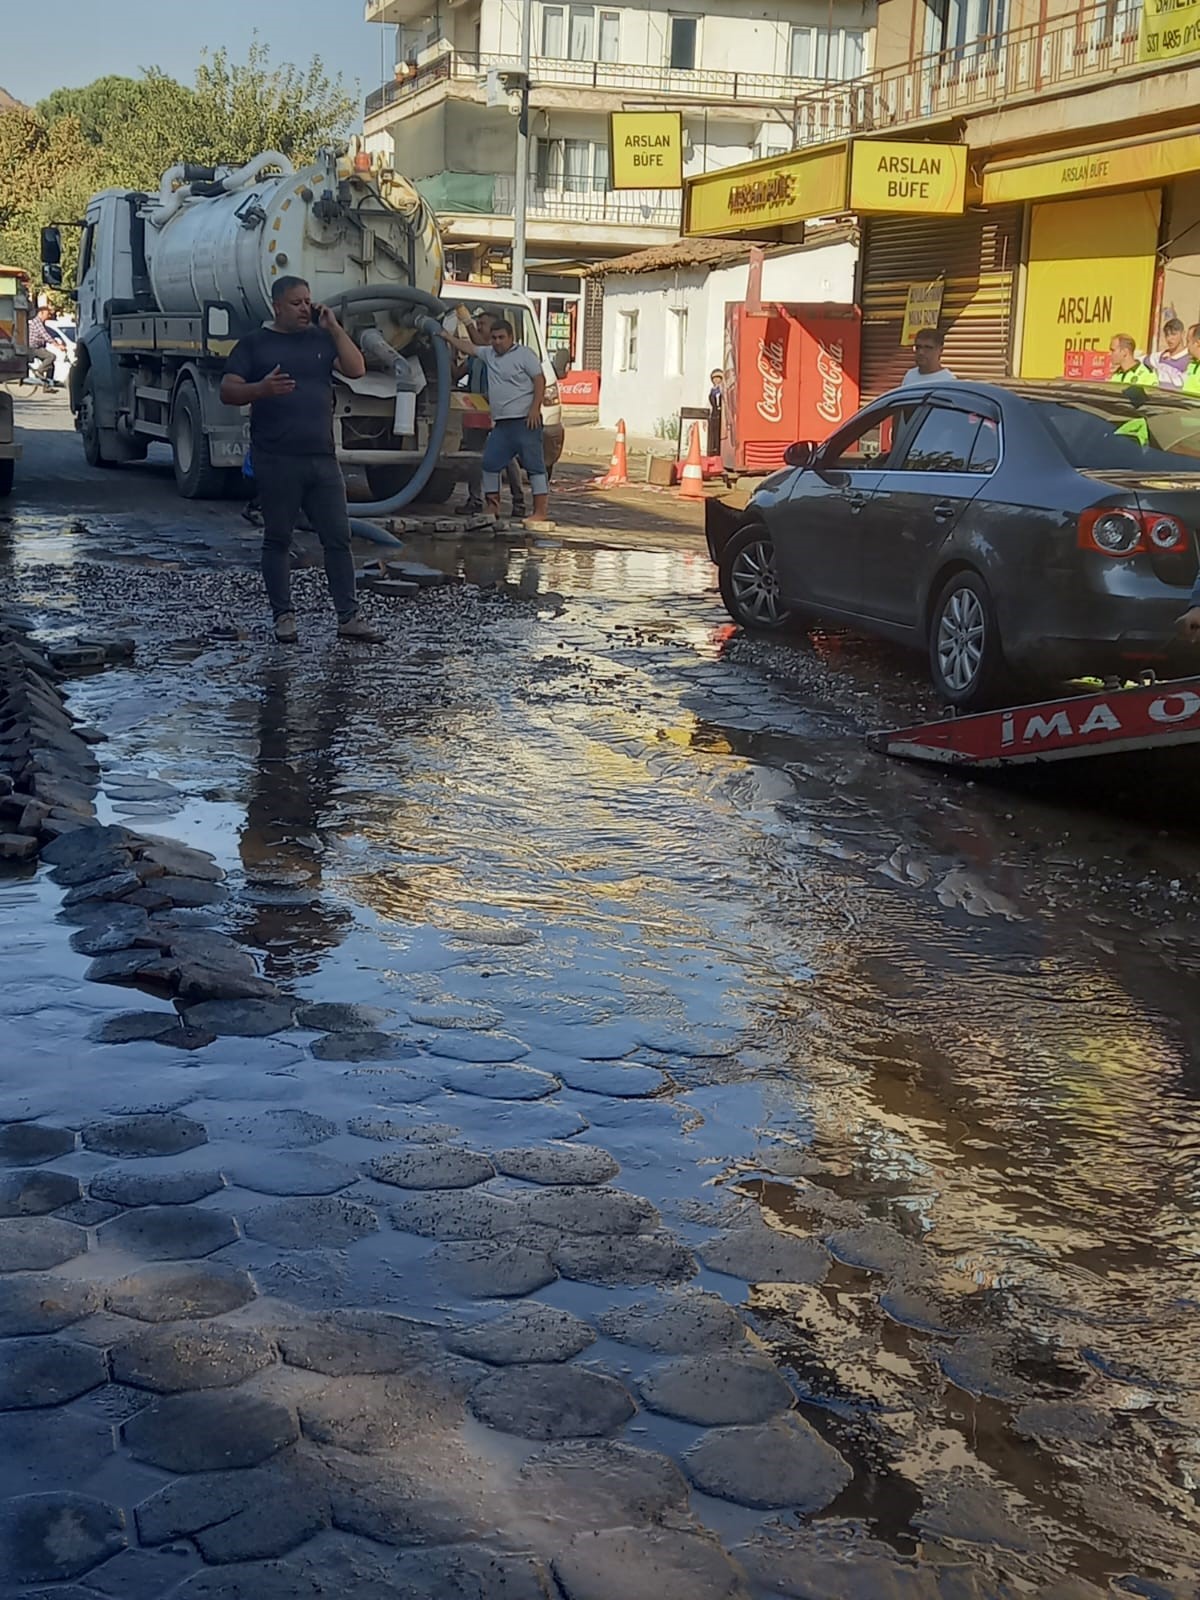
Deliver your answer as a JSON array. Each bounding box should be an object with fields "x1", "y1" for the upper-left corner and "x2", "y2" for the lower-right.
[
  {"x1": 337, "y1": 613, "x2": 384, "y2": 643},
  {"x1": 274, "y1": 612, "x2": 298, "y2": 644}
]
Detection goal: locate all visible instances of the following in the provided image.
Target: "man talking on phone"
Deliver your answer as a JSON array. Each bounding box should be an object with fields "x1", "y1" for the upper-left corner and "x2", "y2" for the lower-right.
[{"x1": 221, "y1": 275, "x2": 381, "y2": 644}]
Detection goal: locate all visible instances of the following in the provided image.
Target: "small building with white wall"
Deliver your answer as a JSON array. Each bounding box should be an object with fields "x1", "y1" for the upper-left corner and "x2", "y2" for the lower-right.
[{"x1": 590, "y1": 228, "x2": 858, "y2": 440}]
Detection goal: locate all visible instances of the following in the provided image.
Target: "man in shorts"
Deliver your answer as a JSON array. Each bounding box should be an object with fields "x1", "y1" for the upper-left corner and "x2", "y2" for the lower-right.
[{"x1": 440, "y1": 319, "x2": 551, "y2": 528}]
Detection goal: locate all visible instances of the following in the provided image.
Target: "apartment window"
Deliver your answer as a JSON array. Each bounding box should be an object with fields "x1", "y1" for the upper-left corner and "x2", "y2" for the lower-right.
[
  {"x1": 619, "y1": 310, "x2": 639, "y2": 372},
  {"x1": 542, "y1": 4, "x2": 565, "y2": 56},
  {"x1": 667, "y1": 308, "x2": 688, "y2": 377},
  {"x1": 669, "y1": 15, "x2": 698, "y2": 69},
  {"x1": 789, "y1": 24, "x2": 867, "y2": 79},
  {"x1": 536, "y1": 137, "x2": 610, "y2": 192},
  {"x1": 922, "y1": 0, "x2": 1006, "y2": 58},
  {"x1": 598, "y1": 10, "x2": 620, "y2": 61}
]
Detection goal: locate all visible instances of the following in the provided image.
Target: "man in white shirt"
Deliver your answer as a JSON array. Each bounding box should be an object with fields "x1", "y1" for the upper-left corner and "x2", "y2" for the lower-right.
[{"x1": 901, "y1": 328, "x2": 956, "y2": 388}]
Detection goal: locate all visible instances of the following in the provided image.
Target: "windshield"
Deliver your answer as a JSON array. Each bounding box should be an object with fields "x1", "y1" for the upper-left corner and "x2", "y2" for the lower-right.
[
  {"x1": 1031, "y1": 391, "x2": 1200, "y2": 472},
  {"x1": 446, "y1": 298, "x2": 545, "y2": 360}
]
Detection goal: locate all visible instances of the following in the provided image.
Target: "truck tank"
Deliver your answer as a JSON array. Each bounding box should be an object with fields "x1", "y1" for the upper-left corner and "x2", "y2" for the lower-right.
[{"x1": 143, "y1": 146, "x2": 444, "y2": 324}]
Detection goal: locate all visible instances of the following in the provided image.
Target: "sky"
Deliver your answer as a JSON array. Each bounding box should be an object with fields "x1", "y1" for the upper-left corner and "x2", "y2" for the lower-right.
[{"x1": 2, "y1": 0, "x2": 390, "y2": 117}]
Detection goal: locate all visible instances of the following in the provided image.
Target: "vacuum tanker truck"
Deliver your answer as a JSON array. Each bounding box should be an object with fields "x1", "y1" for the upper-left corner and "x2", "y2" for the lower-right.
[{"x1": 41, "y1": 141, "x2": 561, "y2": 507}]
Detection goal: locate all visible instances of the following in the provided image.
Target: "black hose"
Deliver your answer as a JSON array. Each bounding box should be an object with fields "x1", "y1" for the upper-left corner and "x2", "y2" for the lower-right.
[{"x1": 325, "y1": 286, "x2": 453, "y2": 516}]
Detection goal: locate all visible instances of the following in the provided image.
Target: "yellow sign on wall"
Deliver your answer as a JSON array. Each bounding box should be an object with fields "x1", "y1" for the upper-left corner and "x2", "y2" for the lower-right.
[
  {"x1": 1139, "y1": 0, "x2": 1200, "y2": 61},
  {"x1": 683, "y1": 144, "x2": 848, "y2": 238},
  {"x1": 902, "y1": 281, "x2": 945, "y2": 343},
  {"x1": 850, "y1": 141, "x2": 967, "y2": 215},
  {"x1": 984, "y1": 129, "x2": 1200, "y2": 205},
  {"x1": 609, "y1": 112, "x2": 683, "y2": 190},
  {"x1": 1019, "y1": 191, "x2": 1160, "y2": 380}
]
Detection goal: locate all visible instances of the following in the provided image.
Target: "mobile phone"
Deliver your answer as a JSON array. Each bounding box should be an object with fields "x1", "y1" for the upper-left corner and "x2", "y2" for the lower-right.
[{"x1": 311, "y1": 303, "x2": 323, "y2": 323}]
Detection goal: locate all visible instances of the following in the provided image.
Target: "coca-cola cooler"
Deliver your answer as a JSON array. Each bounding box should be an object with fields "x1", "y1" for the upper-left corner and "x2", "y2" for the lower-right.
[{"x1": 722, "y1": 302, "x2": 860, "y2": 474}]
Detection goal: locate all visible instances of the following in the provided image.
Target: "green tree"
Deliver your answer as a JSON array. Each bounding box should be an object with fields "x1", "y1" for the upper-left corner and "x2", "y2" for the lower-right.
[
  {"x1": 36, "y1": 76, "x2": 150, "y2": 147},
  {"x1": 0, "y1": 107, "x2": 101, "y2": 286}
]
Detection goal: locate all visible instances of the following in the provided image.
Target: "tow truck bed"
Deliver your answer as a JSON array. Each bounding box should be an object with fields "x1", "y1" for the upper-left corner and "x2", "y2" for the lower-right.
[{"x1": 869, "y1": 676, "x2": 1200, "y2": 767}]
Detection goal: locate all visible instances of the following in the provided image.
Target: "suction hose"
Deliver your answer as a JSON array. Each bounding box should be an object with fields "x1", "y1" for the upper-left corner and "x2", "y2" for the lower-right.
[{"x1": 324, "y1": 284, "x2": 453, "y2": 518}]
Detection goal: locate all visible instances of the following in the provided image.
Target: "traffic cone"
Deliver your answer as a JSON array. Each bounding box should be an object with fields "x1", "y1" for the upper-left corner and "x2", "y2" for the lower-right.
[
  {"x1": 679, "y1": 424, "x2": 705, "y2": 499},
  {"x1": 600, "y1": 419, "x2": 628, "y2": 487}
]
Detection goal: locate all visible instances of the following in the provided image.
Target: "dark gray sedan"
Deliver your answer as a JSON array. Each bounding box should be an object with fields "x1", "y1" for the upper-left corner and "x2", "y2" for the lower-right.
[{"x1": 706, "y1": 380, "x2": 1200, "y2": 708}]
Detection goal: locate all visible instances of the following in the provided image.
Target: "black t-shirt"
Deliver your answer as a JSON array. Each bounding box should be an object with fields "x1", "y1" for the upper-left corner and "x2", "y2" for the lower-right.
[{"x1": 225, "y1": 326, "x2": 339, "y2": 456}]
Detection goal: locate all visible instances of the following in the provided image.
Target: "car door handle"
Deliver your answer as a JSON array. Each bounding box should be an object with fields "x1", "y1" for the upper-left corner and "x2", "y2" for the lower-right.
[
  {"x1": 846, "y1": 492, "x2": 869, "y2": 513},
  {"x1": 932, "y1": 501, "x2": 957, "y2": 522}
]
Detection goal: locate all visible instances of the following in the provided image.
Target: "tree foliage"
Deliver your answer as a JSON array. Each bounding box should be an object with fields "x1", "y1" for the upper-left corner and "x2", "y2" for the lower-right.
[{"x1": 1, "y1": 38, "x2": 357, "y2": 284}]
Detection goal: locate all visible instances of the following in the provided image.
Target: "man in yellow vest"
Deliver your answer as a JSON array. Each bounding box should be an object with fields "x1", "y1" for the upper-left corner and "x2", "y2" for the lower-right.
[
  {"x1": 1109, "y1": 333, "x2": 1156, "y2": 386},
  {"x1": 1181, "y1": 324, "x2": 1200, "y2": 396}
]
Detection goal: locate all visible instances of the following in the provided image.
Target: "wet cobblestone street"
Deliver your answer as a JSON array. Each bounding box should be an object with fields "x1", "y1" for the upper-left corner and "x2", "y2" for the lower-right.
[{"x1": 3, "y1": 402, "x2": 1200, "y2": 1598}]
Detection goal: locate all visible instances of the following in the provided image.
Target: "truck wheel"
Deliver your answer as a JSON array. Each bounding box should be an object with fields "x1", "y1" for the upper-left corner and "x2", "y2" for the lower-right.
[
  {"x1": 0, "y1": 459, "x2": 13, "y2": 497},
  {"x1": 364, "y1": 463, "x2": 414, "y2": 500},
  {"x1": 80, "y1": 374, "x2": 116, "y2": 469},
  {"x1": 420, "y1": 469, "x2": 456, "y2": 505},
  {"x1": 171, "y1": 382, "x2": 226, "y2": 499}
]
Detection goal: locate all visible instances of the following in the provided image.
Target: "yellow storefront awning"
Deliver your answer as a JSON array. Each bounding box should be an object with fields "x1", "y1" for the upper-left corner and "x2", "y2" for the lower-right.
[
  {"x1": 983, "y1": 126, "x2": 1200, "y2": 206},
  {"x1": 683, "y1": 144, "x2": 848, "y2": 239}
]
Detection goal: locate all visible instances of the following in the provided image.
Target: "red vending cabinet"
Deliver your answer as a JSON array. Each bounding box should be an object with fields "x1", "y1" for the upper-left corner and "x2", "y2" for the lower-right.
[{"x1": 722, "y1": 302, "x2": 860, "y2": 474}]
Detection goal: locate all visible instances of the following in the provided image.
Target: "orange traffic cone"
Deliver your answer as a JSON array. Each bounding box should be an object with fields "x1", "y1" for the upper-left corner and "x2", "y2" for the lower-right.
[
  {"x1": 679, "y1": 424, "x2": 704, "y2": 499},
  {"x1": 600, "y1": 419, "x2": 629, "y2": 487}
]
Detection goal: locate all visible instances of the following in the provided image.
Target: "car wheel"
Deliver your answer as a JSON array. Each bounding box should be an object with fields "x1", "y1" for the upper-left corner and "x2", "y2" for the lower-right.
[
  {"x1": 718, "y1": 524, "x2": 794, "y2": 631},
  {"x1": 171, "y1": 382, "x2": 227, "y2": 498},
  {"x1": 79, "y1": 373, "x2": 115, "y2": 469},
  {"x1": 928, "y1": 570, "x2": 1010, "y2": 709}
]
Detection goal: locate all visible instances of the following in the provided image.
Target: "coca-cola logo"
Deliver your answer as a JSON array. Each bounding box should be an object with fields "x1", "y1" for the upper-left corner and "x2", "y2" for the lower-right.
[
  {"x1": 815, "y1": 339, "x2": 845, "y2": 425},
  {"x1": 755, "y1": 337, "x2": 785, "y2": 423}
]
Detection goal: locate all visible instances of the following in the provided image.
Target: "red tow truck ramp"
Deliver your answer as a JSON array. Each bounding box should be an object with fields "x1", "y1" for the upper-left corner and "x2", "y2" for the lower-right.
[{"x1": 869, "y1": 676, "x2": 1200, "y2": 767}]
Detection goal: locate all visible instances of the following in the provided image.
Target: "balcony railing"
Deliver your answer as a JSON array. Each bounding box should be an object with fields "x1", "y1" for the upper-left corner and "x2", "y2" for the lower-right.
[{"x1": 490, "y1": 175, "x2": 681, "y2": 228}]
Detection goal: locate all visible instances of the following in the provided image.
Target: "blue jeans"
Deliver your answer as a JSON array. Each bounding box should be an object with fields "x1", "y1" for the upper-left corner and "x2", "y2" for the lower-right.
[{"x1": 482, "y1": 417, "x2": 547, "y2": 497}]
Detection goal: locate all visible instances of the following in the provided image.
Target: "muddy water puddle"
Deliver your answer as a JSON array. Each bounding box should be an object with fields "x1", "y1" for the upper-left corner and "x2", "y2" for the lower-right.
[{"x1": 2, "y1": 527, "x2": 1200, "y2": 1594}]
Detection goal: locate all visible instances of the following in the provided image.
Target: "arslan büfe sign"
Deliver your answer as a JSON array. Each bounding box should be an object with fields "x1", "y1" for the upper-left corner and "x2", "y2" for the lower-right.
[
  {"x1": 608, "y1": 112, "x2": 683, "y2": 190},
  {"x1": 849, "y1": 140, "x2": 967, "y2": 215}
]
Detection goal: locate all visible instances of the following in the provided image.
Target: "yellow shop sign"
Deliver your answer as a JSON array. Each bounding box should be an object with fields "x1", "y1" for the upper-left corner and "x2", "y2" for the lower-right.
[
  {"x1": 984, "y1": 128, "x2": 1200, "y2": 205},
  {"x1": 609, "y1": 112, "x2": 683, "y2": 190},
  {"x1": 849, "y1": 140, "x2": 967, "y2": 214},
  {"x1": 1139, "y1": 0, "x2": 1200, "y2": 62},
  {"x1": 684, "y1": 144, "x2": 848, "y2": 238}
]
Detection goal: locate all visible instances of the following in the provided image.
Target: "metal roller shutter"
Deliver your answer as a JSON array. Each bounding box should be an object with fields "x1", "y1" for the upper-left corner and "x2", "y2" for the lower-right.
[{"x1": 860, "y1": 208, "x2": 1021, "y2": 401}]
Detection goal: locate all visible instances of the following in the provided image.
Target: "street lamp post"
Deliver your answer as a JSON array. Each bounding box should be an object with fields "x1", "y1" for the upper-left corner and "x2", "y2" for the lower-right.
[{"x1": 511, "y1": 0, "x2": 533, "y2": 293}]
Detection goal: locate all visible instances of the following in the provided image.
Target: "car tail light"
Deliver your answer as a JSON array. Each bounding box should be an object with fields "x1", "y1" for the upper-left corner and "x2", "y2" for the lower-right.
[{"x1": 1078, "y1": 508, "x2": 1190, "y2": 557}]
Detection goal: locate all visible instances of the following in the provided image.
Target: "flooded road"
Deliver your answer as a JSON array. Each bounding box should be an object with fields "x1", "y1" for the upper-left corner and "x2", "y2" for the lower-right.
[{"x1": 2, "y1": 401, "x2": 1199, "y2": 1598}]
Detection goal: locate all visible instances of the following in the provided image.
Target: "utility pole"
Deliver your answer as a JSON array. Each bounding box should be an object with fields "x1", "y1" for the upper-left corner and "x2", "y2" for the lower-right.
[{"x1": 511, "y1": 0, "x2": 533, "y2": 293}]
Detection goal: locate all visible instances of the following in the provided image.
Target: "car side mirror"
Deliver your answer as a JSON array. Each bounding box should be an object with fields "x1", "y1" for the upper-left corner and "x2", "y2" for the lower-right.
[
  {"x1": 783, "y1": 440, "x2": 816, "y2": 469},
  {"x1": 41, "y1": 226, "x2": 62, "y2": 288}
]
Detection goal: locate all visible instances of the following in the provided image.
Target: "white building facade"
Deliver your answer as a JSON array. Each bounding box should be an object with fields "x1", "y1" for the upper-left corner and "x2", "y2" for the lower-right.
[
  {"x1": 363, "y1": 0, "x2": 875, "y2": 333},
  {"x1": 594, "y1": 230, "x2": 858, "y2": 437}
]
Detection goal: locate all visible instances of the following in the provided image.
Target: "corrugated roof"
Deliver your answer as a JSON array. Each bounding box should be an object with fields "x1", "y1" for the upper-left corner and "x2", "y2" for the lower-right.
[{"x1": 587, "y1": 223, "x2": 857, "y2": 279}]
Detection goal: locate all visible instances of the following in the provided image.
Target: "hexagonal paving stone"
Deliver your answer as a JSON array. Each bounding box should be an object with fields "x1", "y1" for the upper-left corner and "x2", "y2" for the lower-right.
[
  {"x1": 296, "y1": 1003, "x2": 392, "y2": 1032},
  {"x1": 81, "y1": 1113, "x2": 208, "y2": 1158},
  {"x1": 554, "y1": 1061, "x2": 670, "y2": 1098},
  {"x1": 700, "y1": 1221, "x2": 831, "y2": 1286},
  {"x1": 167, "y1": 1540, "x2": 556, "y2": 1600},
  {"x1": 517, "y1": 1186, "x2": 659, "y2": 1237},
  {"x1": 0, "y1": 1407, "x2": 115, "y2": 1494},
  {"x1": 432, "y1": 1241, "x2": 557, "y2": 1298},
  {"x1": 211, "y1": 1108, "x2": 337, "y2": 1147},
  {"x1": 426, "y1": 1032, "x2": 530, "y2": 1063},
  {"x1": 369, "y1": 1146, "x2": 495, "y2": 1190},
  {"x1": 183, "y1": 1000, "x2": 295, "y2": 1038},
  {"x1": 100, "y1": 1204, "x2": 238, "y2": 1260},
  {"x1": 389, "y1": 1189, "x2": 521, "y2": 1242},
  {"x1": 0, "y1": 1491, "x2": 127, "y2": 1584},
  {"x1": 123, "y1": 1391, "x2": 299, "y2": 1472},
  {"x1": 105, "y1": 1262, "x2": 257, "y2": 1323},
  {"x1": 278, "y1": 1310, "x2": 441, "y2": 1376},
  {"x1": 243, "y1": 1196, "x2": 378, "y2": 1250},
  {"x1": 444, "y1": 1065, "x2": 561, "y2": 1101},
  {"x1": 684, "y1": 1414, "x2": 854, "y2": 1511},
  {"x1": 493, "y1": 1144, "x2": 619, "y2": 1186},
  {"x1": 0, "y1": 1337, "x2": 107, "y2": 1410},
  {"x1": 448, "y1": 1303, "x2": 596, "y2": 1365},
  {"x1": 638, "y1": 1352, "x2": 794, "y2": 1427},
  {"x1": 0, "y1": 1273, "x2": 97, "y2": 1336},
  {"x1": 325, "y1": 1458, "x2": 483, "y2": 1549},
  {"x1": 552, "y1": 1231, "x2": 697, "y2": 1288},
  {"x1": 311, "y1": 1030, "x2": 419, "y2": 1062},
  {"x1": 822, "y1": 1221, "x2": 926, "y2": 1277},
  {"x1": 0, "y1": 1121, "x2": 75, "y2": 1167},
  {"x1": 224, "y1": 1152, "x2": 357, "y2": 1197},
  {"x1": 0, "y1": 1168, "x2": 81, "y2": 1217},
  {"x1": 111, "y1": 1324, "x2": 277, "y2": 1392},
  {"x1": 519, "y1": 1440, "x2": 688, "y2": 1528},
  {"x1": 598, "y1": 1292, "x2": 747, "y2": 1355},
  {"x1": 299, "y1": 1367, "x2": 477, "y2": 1455},
  {"x1": 89, "y1": 1168, "x2": 226, "y2": 1207},
  {"x1": 0, "y1": 1217, "x2": 88, "y2": 1272},
  {"x1": 136, "y1": 1458, "x2": 328, "y2": 1563},
  {"x1": 388, "y1": 1545, "x2": 557, "y2": 1599},
  {"x1": 553, "y1": 1527, "x2": 748, "y2": 1600},
  {"x1": 470, "y1": 1363, "x2": 635, "y2": 1440},
  {"x1": 341, "y1": 1070, "x2": 438, "y2": 1107},
  {"x1": 407, "y1": 1002, "x2": 503, "y2": 1030}
]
